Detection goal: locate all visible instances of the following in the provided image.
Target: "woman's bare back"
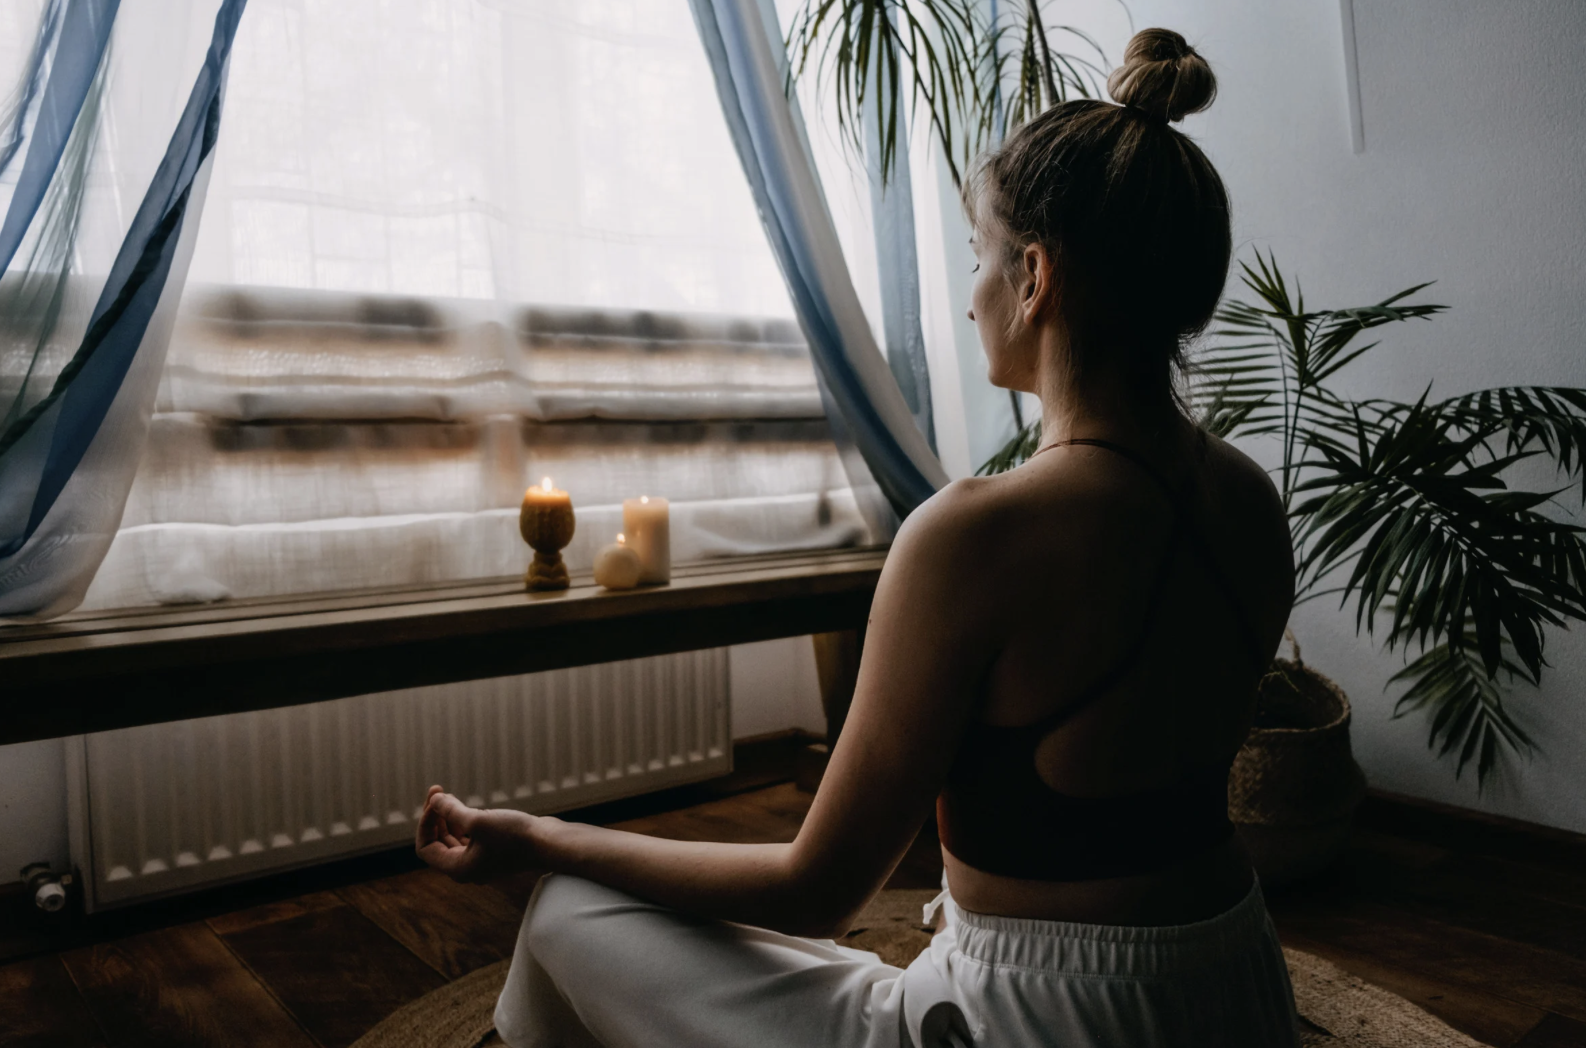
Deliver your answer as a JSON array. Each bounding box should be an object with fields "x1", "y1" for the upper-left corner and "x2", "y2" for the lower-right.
[{"x1": 942, "y1": 427, "x2": 1294, "y2": 925}]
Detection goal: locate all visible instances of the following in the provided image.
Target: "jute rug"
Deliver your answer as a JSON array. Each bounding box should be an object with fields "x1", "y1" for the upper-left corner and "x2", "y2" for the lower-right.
[{"x1": 350, "y1": 889, "x2": 1488, "y2": 1048}]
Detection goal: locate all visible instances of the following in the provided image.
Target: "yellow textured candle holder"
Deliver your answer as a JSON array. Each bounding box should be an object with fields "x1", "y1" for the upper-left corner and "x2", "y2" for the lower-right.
[{"x1": 520, "y1": 484, "x2": 575, "y2": 592}]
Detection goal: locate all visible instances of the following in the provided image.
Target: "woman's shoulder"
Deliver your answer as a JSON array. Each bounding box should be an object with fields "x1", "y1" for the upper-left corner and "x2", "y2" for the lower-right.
[
  {"x1": 1195, "y1": 430, "x2": 1289, "y2": 541},
  {"x1": 1199, "y1": 429, "x2": 1281, "y2": 498},
  {"x1": 892, "y1": 430, "x2": 1288, "y2": 574},
  {"x1": 1194, "y1": 430, "x2": 1296, "y2": 608},
  {"x1": 889, "y1": 474, "x2": 1011, "y2": 560},
  {"x1": 890, "y1": 454, "x2": 1131, "y2": 573}
]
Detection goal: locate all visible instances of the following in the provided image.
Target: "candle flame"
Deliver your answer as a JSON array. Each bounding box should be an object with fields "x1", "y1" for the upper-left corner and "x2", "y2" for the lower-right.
[
  {"x1": 541, "y1": 477, "x2": 554, "y2": 492},
  {"x1": 616, "y1": 533, "x2": 626, "y2": 545},
  {"x1": 639, "y1": 495, "x2": 649, "y2": 504}
]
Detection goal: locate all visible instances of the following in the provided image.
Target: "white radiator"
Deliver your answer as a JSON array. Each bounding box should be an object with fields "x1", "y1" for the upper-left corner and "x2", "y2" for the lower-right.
[{"x1": 67, "y1": 650, "x2": 731, "y2": 910}]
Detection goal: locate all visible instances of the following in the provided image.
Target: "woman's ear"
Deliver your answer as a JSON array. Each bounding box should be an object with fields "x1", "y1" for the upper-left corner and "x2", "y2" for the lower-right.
[{"x1": 1019, "y1": 242, "x2": 1059, "y2": 324}]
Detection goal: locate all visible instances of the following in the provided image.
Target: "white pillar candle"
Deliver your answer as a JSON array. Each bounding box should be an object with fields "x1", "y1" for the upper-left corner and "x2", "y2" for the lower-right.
[
  {"x1": 593, "y1": 533, "x2": 642, "y2": 590},
  {"x1": 622, "y1": 495, "x2": 671, "y2": 584}
]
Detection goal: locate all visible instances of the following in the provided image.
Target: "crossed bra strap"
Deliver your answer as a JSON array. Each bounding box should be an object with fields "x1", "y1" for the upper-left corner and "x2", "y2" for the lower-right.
[
  {"x1": 936, "y1": 435, "x2": 1270, "y2": 881},
  {"x1": 1025, "y1": 436, "x2": 1269, "y2": 730}
]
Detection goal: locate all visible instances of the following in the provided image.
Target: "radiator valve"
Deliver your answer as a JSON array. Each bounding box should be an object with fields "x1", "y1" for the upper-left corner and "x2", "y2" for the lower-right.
[{"x1": 20, "y1": 863, "x2": 70, "y2": 913}]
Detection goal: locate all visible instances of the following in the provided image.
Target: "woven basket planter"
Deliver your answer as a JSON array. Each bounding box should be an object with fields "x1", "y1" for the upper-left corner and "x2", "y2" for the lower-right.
[{"x1": 1229, "y1": 643, "x2": 1367, "y2": 886}]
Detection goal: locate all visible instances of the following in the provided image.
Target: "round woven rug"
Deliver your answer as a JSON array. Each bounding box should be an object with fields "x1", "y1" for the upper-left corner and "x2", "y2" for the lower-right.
[{"x1": 350, "y1": 889, "x2": 1489, "y2": 1048}]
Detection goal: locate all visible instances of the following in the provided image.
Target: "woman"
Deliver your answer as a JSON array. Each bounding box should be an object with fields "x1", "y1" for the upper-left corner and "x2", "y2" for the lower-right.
[{"x1": 417, "y1": 28, "x2": 1301, "y2": 1048}]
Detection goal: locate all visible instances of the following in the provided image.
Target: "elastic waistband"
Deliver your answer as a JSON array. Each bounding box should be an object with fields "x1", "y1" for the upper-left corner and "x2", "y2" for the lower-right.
[{"x1": 949, "y1": 880, "x2": 1274, "y2": 977}]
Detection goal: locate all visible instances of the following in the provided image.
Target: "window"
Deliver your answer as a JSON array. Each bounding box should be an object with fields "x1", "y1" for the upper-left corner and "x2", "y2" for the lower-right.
[{"x1": 78, "y1": 0, "x2": 868, "y2": 611}]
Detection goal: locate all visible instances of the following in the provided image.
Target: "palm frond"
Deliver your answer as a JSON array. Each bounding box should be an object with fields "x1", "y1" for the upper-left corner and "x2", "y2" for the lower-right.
[
  {"x1": 1203, "y1": 251, "x2": 1449, "y2": 501},
  {"x1": 1389, "y1": 635, "x2": 1535, "y2": 785},
  {"x1": 1290, "y1": 397, "x2": 1586, "y2": 687},
  {"x1": 1307, "y1": 288, "x2": 1445, "y2": 384},
  {"x1": 1433, "y1": 386, "x2": 1586, "y2": 502},
  {"x1": 1225, "y1": 252, "x2": 1446, "y2": 394}
]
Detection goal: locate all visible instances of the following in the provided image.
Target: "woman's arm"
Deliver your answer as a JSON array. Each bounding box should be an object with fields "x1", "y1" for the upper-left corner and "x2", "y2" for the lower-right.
[{"x1": 417, "y1": 480, "x2": 1012, "y2": 937}]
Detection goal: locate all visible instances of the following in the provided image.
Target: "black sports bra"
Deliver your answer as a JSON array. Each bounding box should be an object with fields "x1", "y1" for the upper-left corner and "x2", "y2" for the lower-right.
[{"x1": 936, "y1": 438, "x2": 1270, "y2": 882}]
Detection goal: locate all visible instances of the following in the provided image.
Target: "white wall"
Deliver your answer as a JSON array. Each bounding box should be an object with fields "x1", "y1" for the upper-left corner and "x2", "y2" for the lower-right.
[
  {"x1": 1043, "y1": 0, "x2": 1586, "y2": 831},
  {"x1": 729, "y1": 636, "x2": 828, "y2": 739}
]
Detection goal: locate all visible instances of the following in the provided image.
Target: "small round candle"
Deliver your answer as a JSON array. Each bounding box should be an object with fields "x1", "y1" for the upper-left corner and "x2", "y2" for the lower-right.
[
  {"x1": 622, "y1": 495, "x2": 670, "y2": 584},
  {"x1": 593, "y1": 533, "x2": 642, "y2": 590}
]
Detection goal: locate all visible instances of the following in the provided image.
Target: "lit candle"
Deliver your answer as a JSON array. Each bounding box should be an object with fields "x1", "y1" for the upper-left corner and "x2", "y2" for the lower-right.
[
  {"x1": 593, "y1": 533, "x2": 643, "y2": 590},
  {"x1": 520, "y1": 477, "x2": 575, "y2": 591},
  {"x1": 622, "y1": 495, "x2": 670, "y2": 584}
]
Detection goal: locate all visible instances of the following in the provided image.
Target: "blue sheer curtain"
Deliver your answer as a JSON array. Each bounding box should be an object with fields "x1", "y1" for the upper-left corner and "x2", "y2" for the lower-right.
[
  {"x1": 862, "y1": 19, "x2": 935, "y2": 458},
  {"x1": 688, "y1": 0, "x2": 949, "y2": 534},
  {"x1": 0, "y1": 0, "x2": 246, "y2": 617}
]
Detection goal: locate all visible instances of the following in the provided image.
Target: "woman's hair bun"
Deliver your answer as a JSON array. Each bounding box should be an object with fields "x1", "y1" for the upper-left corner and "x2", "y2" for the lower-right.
[{"x1": 1105, "y1": 28, "x2": 1216, "y2": 124}]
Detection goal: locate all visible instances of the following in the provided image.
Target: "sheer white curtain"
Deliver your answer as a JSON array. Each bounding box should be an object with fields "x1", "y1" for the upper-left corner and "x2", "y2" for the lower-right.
[
  {"x1": 79, "y1": 0, "x2": 869, "y2": 611},
  {"x1": 185, "y1": 0, "x2": 793, "y2": 313}
]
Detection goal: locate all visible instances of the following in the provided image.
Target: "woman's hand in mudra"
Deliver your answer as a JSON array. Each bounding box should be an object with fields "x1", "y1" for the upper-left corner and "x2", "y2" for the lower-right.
[{"x1": 415, "y1": 785, "x2": 537, "y2": 883}]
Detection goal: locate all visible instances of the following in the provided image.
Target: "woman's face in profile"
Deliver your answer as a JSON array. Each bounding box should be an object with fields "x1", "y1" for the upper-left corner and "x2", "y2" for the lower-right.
[{"x1": 968, "y1": 230, "x2": 1035, "y2": 392}]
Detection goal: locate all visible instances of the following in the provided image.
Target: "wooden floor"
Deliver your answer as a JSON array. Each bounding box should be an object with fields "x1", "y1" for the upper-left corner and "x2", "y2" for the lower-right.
[
  {"x1": 1266, "y1": 798, "x2": 1586, "y2": 1048},
  {"x1": 1, "y1": 769, "x2": 1581, "y2": 1048}
]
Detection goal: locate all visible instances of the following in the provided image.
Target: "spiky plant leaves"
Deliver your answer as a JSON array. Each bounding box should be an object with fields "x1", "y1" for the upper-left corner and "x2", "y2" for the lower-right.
[
  {"x1": 1434, "y1": 386, "x2": 1586, "y2": 503},
  {"x1": 1191, "y1": 252, "x2": 1448, "y2": 499},
  {"x1": 1207, "y1": 256, "x2": 1586, "y2": 787},
  {"x1": 787, "y1": 0, "x2": 981, "y2": 186},
  {"x1": 1290, "y1": 399, "x2": 1586, "y2": 687},
  {"x1": 1389, "y1": 636, "x2": 1535, "y2": 782},
  {"x1": 786, "y1": 0, "x2": 1104, "y2": 189},
  {"x1": 1307, "y1": 283, "x2": 1443, "y2": 385},
  {"x1": 988, "y1": 3, "x2": 1105, "y2": 139}
]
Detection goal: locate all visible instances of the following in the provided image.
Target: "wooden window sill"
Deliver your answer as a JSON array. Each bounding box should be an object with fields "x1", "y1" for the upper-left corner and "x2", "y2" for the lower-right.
[{"x1": 0, "y1": 547, "x2": 886, "y2": 745}]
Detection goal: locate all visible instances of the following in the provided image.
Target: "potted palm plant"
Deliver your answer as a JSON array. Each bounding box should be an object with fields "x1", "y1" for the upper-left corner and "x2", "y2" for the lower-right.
[{"x1": 1200, "y1": 254, "x2": 1586, "y2": 787}]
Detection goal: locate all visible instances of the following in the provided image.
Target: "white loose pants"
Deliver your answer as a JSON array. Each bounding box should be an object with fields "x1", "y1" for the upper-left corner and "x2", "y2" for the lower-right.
[{"x1": 494, "y1": 874, "x2": 1300, "y2": 1048}]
